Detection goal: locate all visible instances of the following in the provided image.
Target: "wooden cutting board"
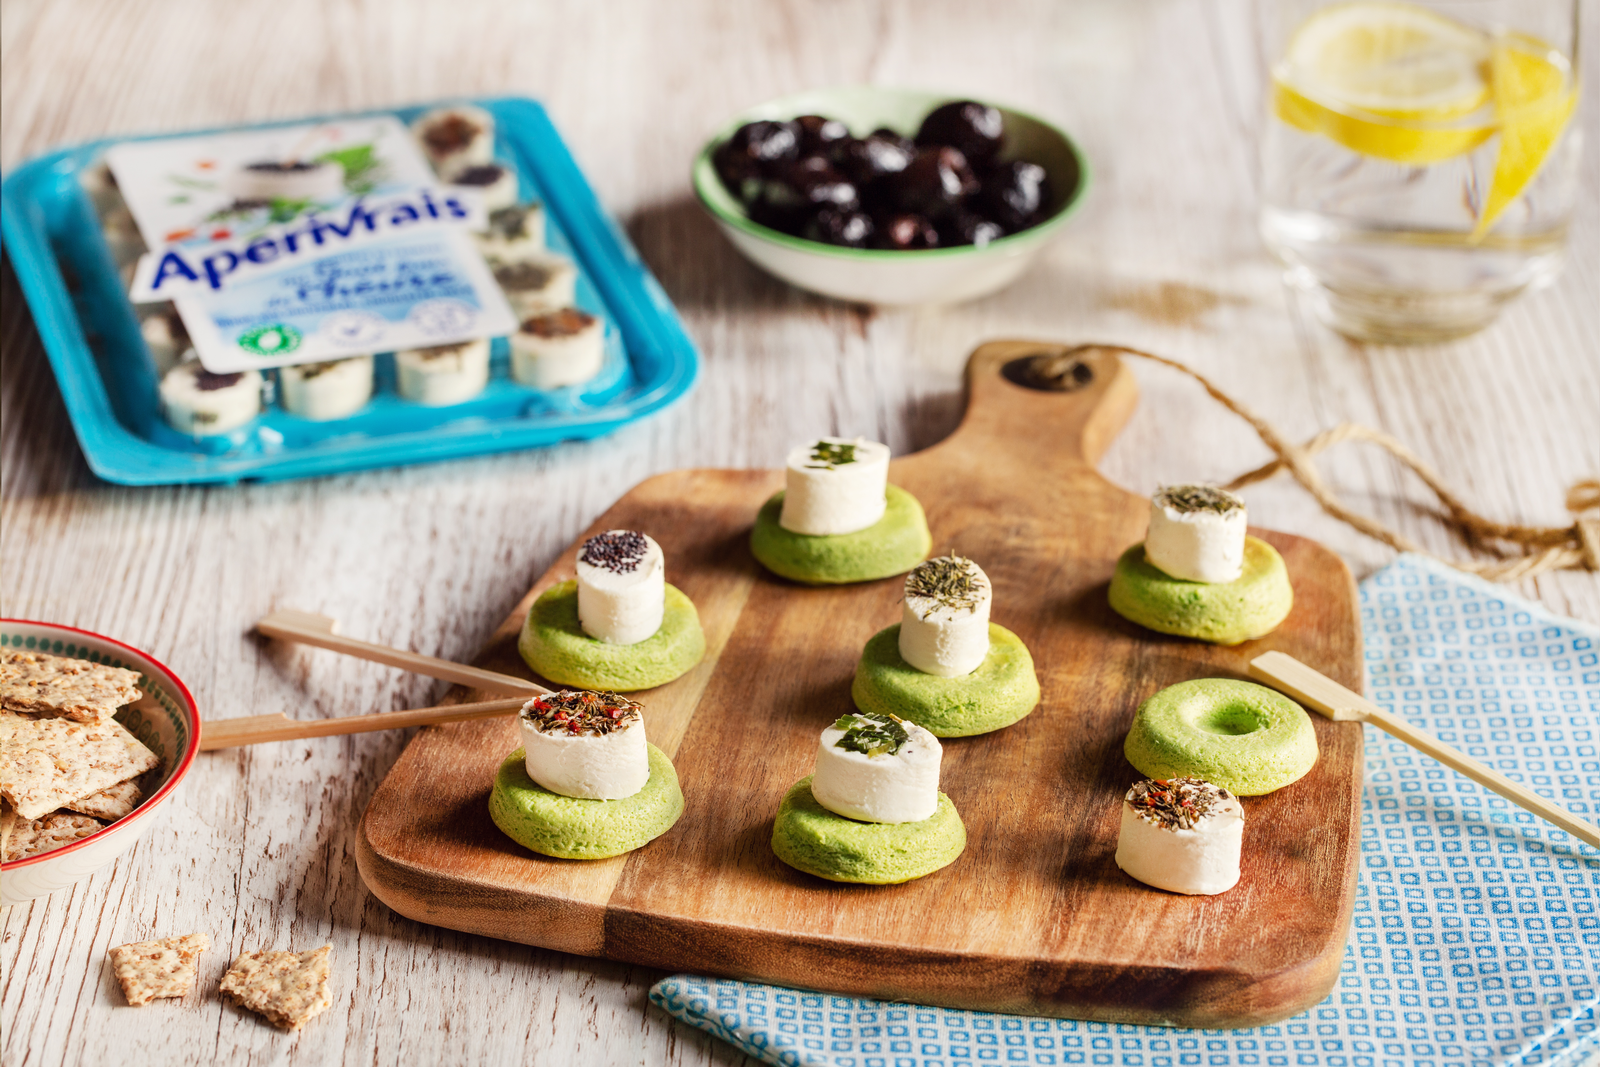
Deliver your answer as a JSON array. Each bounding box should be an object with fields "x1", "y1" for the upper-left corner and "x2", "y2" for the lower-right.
[{"x1": 356, "y1": 340, "x2": 1364, "y2": 1028}]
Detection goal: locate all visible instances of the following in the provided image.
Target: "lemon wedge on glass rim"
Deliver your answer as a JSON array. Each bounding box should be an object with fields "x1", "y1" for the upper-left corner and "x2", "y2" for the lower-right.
[{"x1": 1272, "y1": 1, "x2": 1577, "y2": 234}]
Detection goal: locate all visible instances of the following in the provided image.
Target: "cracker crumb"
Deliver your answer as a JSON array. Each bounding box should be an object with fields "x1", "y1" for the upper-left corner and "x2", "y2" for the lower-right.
[
  {"x1": 219, "y1": 946, "x2": 333, "y2": 1031},
  {"x1": 108, "y1": 933, "x2": 210, "y2": 1006}
]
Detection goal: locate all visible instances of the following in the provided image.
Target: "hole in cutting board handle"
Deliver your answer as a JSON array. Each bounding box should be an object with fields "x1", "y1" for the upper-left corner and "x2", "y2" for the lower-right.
[{"x1": 1000, "y1": 349, "x2": 1095, "y2": 392}]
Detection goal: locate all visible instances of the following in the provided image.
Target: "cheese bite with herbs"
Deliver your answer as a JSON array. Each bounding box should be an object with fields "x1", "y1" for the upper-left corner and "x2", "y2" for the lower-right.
[
  {"x1": 475, "y1": 203, "x2": 547, "y2": 263},
  {"x1": 449, "y1": 162, "x2": 519, "y2": 213},
  {"x1": 1114, "y1": 777, "x2": 1244, "y2": 895},
  {"x1": 851, "y1": 556, "x2": 1040, "y2": 737},
  {"x1": 750, "y1": 437, "x2": 931, "y2": 584},
  {"x1": 159, "y1": 364, "x2": 263, "y2": 436},
  {"x1": 278, "y1": 357, "x2": 374, "y2": 421},
  {"x1": 1108, "y1": 485, "x2": 1293, "y2": 645},
  {"x1": 771, "y1": 710, "x2": 965, "y2": 884},
  {"x1": 394, "y1": 339, "x2": 491, "y2": 406},
  {"x1": 518, "y1": 530, "x2": 706, "y2": 692},
  {"x1": 488, "y1": 690, "x2": 684, "y2": 860},
  {"x1": 494, "y1": 255, "x2": 579, "y2": 321}
]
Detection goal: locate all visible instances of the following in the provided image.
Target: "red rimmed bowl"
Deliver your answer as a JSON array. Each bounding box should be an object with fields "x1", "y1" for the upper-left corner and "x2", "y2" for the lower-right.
[{"x1": 1, "y1": 620, "x2": 201, "y2": 905}]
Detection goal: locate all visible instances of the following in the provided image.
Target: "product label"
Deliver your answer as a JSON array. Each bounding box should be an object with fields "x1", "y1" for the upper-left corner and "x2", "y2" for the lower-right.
[{"x1": 107, "y1": 116, "x2": 517, "y2": 371}]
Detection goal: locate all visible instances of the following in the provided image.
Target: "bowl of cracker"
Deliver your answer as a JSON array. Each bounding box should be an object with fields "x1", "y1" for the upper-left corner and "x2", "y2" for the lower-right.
[{"x1": 1, "y1": 620, "x2": 201, "y2": 905}]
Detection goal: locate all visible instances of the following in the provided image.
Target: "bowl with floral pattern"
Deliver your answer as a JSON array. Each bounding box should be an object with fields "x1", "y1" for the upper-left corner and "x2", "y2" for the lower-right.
[{"x1": 1, "y1": 620, "x2": 201, "y2": 905}]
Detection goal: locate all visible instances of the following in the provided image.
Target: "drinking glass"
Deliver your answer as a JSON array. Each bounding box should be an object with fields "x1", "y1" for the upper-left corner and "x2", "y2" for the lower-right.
[{"x1": 1257, "y1": 0, "x2": 1582, "y2": 343}]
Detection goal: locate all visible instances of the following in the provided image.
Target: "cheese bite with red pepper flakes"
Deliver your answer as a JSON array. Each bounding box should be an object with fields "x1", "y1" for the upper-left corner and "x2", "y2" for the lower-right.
[{"x1": 518, "y1": 690, "x2": 649, "y2": 800}]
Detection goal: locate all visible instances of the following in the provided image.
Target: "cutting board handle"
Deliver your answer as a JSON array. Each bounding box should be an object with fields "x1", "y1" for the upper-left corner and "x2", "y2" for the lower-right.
[{"x1": 904, "y1": 341, "x2": 1139, "y2": 480}]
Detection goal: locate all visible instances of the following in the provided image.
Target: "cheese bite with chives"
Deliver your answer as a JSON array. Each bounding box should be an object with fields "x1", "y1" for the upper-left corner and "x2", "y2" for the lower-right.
[
  {"x1": 1114, "y1": 776, "x2": 1244, "y2": 895},
  {"x1": 494, "y1": 255, "x2": 579, "y2": 320},
  {"x1": 394, "y1": 339, "x2": 491, "y2": 406},
  {"x1": 159, "y1": 364, "x2": 263, "y2": 435},
  {"x1": 412, "y1": 105, "x2": 495, "y2": 179},
  {"x1": 779, "y1": 437, "x2": 890, "y2": 536},
  {"x1": 771, "y1": 710, "x2": 965, "y2": 885},
  {"x1": 511, "y1": 308, "x2": 603, "y2": 390},
  {"x1": 278, "y1": 356, "x2": 374, "y2": 421},
  {"x1": 1145, "y1": 485, "x2": 1248, "y2": 584},
  {"x1": 475, "y1": 203, "x2": 547, "y2": 263}
]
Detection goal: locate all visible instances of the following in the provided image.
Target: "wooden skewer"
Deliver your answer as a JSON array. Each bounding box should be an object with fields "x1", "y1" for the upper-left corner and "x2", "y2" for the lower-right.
[
  {"x1": 257, "y1": 609, "x2": 547, "y2": 697},
  {"x1": 1249, "y1": 650, "x2": 1600, "y2": 848},
  {"x1": 200, "y1": 696, "x2": 528, "y2": 751}
]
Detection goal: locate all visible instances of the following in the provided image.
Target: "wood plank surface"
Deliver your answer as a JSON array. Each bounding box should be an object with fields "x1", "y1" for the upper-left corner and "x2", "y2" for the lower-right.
[
  {"x1": 359, "y1": 342, "x2": 1367, "y2": 1027},
  {"x1": 2, "y1": 0, "x2": 1596, "y2": 1064}
]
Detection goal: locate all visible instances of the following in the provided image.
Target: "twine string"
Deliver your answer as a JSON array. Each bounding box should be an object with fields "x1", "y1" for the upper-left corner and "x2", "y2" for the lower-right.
[{"x1": 1077, "y1": 344, "x2": 1599, "y2": 583}]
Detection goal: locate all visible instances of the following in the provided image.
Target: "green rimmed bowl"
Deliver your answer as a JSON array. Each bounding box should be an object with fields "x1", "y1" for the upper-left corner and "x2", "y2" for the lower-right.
[
  {"x1": 692, "y1": 86, "x2": 1089, "y2": 306},
  {"x1": 0, "y1": 619, "x2": 202, "y2": 905}
]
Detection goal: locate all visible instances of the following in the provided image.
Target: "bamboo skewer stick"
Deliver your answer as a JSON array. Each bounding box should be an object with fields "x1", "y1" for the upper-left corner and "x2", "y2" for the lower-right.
[
  {"x1": 257, "y1": 609, "x2": 547, "y2": 697},
  {"x1": 200, "y1": 697, "x2": 528, "y2": 751},
  {"x1": 1249, "y1": 650, "x2": 1599, "y2": 849}
]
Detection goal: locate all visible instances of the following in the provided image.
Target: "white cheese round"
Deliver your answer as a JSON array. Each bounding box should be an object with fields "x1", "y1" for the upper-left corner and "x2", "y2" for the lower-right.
[
  {"x1": 778, "y1": 438, "x2": 891, "y2": 536},
  {"x1": 810, "y1": 715, "x2": 942, "y2": 824},
  {"x1": 520, "y1": 706, "x2": 649, "y2": 801},
  {"x1": 279, "y1": 356, "x2": 374, "y2": 421},
  {"x1": 395, "y1": 339, "x2": 491, "y2": 406},
  {"x1": 576, "y1": 530, "x2": 666, "y2": 645},
  {"x1": 1144, "y1": 488, "x2": 1248, "y2": 584},
  {"x1": 511, "y1": 307, "x2": 603, "y2": 391},
  {"x1": 1113, "y1": 793, "x2": 1244, "y2": 895},
  {"x1": 899, "y1": 557, "x2": 992, "y2": 677},
  {"x1": 159, "y1": 364, "x2": 263, "y2": 436}
]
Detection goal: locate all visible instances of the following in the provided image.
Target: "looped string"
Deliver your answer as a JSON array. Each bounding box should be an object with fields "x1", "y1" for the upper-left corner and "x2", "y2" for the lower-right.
[{"x1": 1082, "y1": 344, "x2": 1599, "y2": 583}]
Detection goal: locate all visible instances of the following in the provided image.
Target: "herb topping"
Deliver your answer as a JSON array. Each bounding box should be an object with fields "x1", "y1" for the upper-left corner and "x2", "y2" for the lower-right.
[
  {"x1": 1154, "y1": 484, "x2": 1244, "y2": 515},
  {"x1": 832, "y1": 711, "x2": 911, "y2": 757},
  {"x1": 522, "y1": 690, "x2": 643, "y2": 736},
  {"x1": 905, "y1": 555, "x2": 985, "y2": 612},
  {"x1": 1126, "y1": 777, "x2": 1234, "y2": 830},
  {"x1": 579, "y1": 530, "x2": 650, "y2": 574},
  {"x1": 806, "y1": 440, "x2": 859, "y2": 469}
]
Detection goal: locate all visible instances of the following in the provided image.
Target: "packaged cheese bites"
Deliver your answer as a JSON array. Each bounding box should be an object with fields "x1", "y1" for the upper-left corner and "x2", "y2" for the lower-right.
[
  {"x1": 511, "y1": 308, "x2": 603, "y2": 390},
  {"x1": 279, "y1": 357, "x2": 375, "y2": 421},
  {"x1": 395, "y1": 340, "x2": 491, "y2": 406}
]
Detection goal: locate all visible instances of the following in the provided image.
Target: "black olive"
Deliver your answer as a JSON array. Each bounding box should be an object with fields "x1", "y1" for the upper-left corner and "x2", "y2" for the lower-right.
[
  {"x1": 887, "y1": 146, "x2": 978, "y2": 218},
  {"x1": 978, "y1": 160, "x2": 1050, "y2": 231},
  {"x1": 796, "y1": 115, "x2": 851, "y2": 154},
  {"x1": 874, "y1": 213, "x2": 940, "y2": 250},
  {"x1": 712, "y1": 141, "x2": 764, "y2": 203},
  {"x1": 870, "y1": 128, "x2": 916, "y2": 154},
  {"x1": 939, "y1": 210, "x2": 1007, "y2": 248},
  {"x1": 756, "y1": 159, "x2": 860, "y2": 217},
  {"x1": 725, "y1": 120, "x2": 802, "y2": 164},
  {"x1": 915, "y1": 101, "x2": 1005, "y2": 164},
  {"x1": 830, "y1": 132, "x2": 915, "y2": 186},
  {"x1": 807, "y1": 206, "x2": 875, "y2": 248}
]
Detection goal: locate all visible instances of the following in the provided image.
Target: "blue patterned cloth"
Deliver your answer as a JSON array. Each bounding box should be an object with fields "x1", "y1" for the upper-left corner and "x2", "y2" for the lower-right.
[{"x1": 650, "y1": 555, "x2": 1600, "y2": 1067}]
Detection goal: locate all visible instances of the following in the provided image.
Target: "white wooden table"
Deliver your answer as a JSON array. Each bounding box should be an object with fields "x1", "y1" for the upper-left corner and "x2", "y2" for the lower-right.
[{"x1": 3, "y1": 1, "x2": 1596, "y2": 1063}]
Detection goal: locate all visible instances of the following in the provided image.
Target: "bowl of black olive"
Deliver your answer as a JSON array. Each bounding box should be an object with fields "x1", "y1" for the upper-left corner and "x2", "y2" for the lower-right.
[{"x1": 693, "y1": 87, "x2": 1087, "y2": 305}]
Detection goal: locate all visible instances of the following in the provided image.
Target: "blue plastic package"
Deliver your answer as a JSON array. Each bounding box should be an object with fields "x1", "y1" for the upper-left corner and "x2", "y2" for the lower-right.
[{"x1": 0, "y1": 97, "x2": 699, "y2": 484}]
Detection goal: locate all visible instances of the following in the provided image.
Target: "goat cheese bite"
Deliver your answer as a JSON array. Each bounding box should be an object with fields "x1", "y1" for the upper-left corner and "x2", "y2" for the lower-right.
[
  {"x1": 1114, "y1": 777, "x2": 1244, "y2": 895},
  {"x1": 576, "y1": 530, "x2": 665, "y2": 645},
  {"x1": 159, "y1": 364, "x2": 262, "y2": 435},
  {"x1": 475, "y1": 203, "x2": 547, "y2": 263},
  {"x1": 224, "y1": 159, "x2": 345, "y2": 203},
  {"x1": 494, "y1": 255, "x2": 579, "y2": 320},
  {"x1": 778, "y1": 438, "x2": 891, "y2": 536},
  {"x1": 395, "y1": 339, "x2": 491, "y2": 406},
  {"x1": 899, "y1": 555, "x2": 992, "y2": 677},
  {"x1": 449, "y1": 163, "x2": 518, "y2": 214},
  {"x1": 278, "y1": 356, "x2": 374, "y2": 421},
  {"x1": 412, "y1": 105, "x2": 495, "y2": 179},
  {"x1": 811, "y1": 712, "x2": 942, "y2": 824},
  {"x1": 1145, "y1": 485, "x2": 1248, "y2": 584},
  {"x1": 518, "y1": 691, "x2": 650, "y2": 801},
  {"x1": 511, "y1": 308, "x2": 603, "y2": 390}
]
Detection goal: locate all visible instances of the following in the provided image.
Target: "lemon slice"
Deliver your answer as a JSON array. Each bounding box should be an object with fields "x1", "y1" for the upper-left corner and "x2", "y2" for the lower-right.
[
  {"x1": 1474, "y1": 34, "x2": 1577, "y2": 235},
  {"x1": 1273, "y1": 1, "x2": 1495, "y2": 165}
]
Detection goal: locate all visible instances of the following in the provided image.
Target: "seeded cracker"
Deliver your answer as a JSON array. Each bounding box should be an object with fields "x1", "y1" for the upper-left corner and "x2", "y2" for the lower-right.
[
  {"x1": 3, "y1": 811, "x2": 104, "y2": 861},
  {"x1": 0, "y1": 650, "x2": 141, "y2": 722},
  {"x1": 0, "y1": 711, "x2": 160, "y2": 820},
  {"x1": 66, "y1": 778, "x2": 144, "y2": 821},
  {"x1": 108, "y1": 933, "x2": 210, "y2": 1006},
  {"x1": 0, "y1": 801, "x2": 15, "y2": 858},
  {"x1": 220, "y1": 946, "x2": 334, "y2": 1031}
]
